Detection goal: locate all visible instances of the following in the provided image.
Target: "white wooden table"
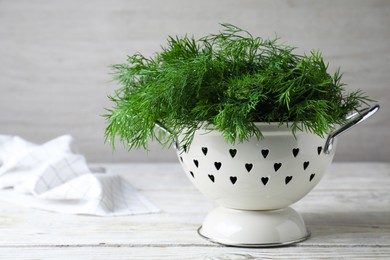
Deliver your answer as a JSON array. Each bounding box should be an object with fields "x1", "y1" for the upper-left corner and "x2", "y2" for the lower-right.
[{"x1": 0, "y1": 163, "x2": 389, "y2": 259}]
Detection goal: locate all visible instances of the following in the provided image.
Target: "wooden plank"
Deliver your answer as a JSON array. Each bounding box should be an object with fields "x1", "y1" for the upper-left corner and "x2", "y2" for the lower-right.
[
  {"x1": 0, "y1": 163, "x2": 388, "y2": 258},
  {"x1": 0, "y1": 246, "x2": 389, "y2": 260},
  {"x1": 0, "y1": 189, "x2": 388, "y2": 247}
]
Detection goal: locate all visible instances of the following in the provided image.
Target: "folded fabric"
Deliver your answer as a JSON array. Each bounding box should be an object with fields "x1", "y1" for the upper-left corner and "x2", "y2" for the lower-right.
[{"x1": 0, "y1": 135, "x2": 160, "y2": 216}]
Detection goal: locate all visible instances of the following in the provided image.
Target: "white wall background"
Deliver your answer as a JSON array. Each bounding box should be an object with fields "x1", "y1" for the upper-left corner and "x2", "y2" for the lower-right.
[{"x1": 0, "y1": 0, "x2": 388, "y2": 163}]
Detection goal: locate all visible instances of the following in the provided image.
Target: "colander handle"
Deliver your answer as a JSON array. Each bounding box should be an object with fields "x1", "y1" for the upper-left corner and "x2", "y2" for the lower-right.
[
  {"x1": 155, "y1": 121, "x2": 179, "y2": 149},
  {"x1": 324, "y1": 104, "x2": 380, "y2": 154}
]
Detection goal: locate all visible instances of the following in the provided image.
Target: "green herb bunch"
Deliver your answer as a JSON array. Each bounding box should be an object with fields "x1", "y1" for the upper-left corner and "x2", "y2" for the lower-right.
[{"x1": 105, "y1": 24, "x2": 369, "y2": 150}]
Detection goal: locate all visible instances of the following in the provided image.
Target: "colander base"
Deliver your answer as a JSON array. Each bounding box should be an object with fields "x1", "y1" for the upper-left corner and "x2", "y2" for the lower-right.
[{"x1": 197, "y1": 206, "x2": 309, "y2": 247}]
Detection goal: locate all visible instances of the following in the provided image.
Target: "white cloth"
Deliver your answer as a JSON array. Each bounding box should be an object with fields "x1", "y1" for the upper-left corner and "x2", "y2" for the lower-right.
[{"x1": 0, "y1": 135, "x2": 159, "y2": 216}]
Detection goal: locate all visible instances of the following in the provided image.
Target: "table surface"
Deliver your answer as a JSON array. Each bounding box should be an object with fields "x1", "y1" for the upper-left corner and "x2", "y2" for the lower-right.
[{"x1": 0, "y1": 162, "x2": 389, "y2": 259}]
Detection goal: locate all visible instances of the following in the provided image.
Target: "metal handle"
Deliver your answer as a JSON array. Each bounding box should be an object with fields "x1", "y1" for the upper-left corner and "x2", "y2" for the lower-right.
[
  {"x1": 324, "y1": 104, "x2": 380, "y2": 154},
  {"x1": 155, "y1": 121, "x2": 179, "y2": 149},
  {"x1": 155, "y1": 121, "x2": 173, "y2": 136}
]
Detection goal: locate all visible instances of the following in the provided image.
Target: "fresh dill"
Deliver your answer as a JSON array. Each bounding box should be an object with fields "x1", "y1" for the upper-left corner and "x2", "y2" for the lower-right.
[{"x1": 105, "y1": 24, "x2": 371, "y2": 151}]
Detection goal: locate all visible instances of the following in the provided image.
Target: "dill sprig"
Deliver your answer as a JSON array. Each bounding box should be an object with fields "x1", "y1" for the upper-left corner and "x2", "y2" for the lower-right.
[{"x1": 105, "y1": 24, "x2": 371, "y2": 151}]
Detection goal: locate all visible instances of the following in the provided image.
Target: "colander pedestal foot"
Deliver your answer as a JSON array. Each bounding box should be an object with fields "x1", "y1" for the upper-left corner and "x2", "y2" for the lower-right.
[{"x1": 198, "y1": 206, "x2": 309, "y2": 247}]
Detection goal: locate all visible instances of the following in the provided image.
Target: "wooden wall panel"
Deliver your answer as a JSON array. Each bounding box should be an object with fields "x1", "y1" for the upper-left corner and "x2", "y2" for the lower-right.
[{"x1": 0, "y1": 0, "x2": 388, "y2": 162}]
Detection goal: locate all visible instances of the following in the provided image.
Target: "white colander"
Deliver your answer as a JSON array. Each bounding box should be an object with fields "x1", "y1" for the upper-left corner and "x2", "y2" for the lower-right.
[{"x1": 159, "y1": 104, "x2": 379, "y2": 247}]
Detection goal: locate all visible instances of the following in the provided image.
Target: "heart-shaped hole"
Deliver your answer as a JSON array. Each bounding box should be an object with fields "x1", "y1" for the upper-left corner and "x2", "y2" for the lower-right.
[
  {"x1": 230, "y1": 176, "x2": 237, "y2": 184},
  {"x1": 285, "y1": 176, "x2": 293, "y2": 184},
  {"x1": 274, "y1": 163, "x2": 282, "y2": 172},
  {"x1": 193, "y1": 160, "x2": 199, "y2": 168},
  {"x1": 245, "y1": 163, "x2": 253, "y2": 172},
  {"x1": 208, "y1": 174, "x2": 215, "y2": 182},
  {"x1": 214, "y1": 162, "x2": 222, "y2": 170},
  {"x1": 292, "y1": 148, "x2": 299, "y2": 157},
  {"x1": 202, "y1": 147, "x2": 208, "y2": 156},
  {"x1": 261, "y1": 149, "x2": 269, "y2": 159},
  {"x1": 229, "y1": 149, "x2": 237, "y2": 158},
  {"x1": 261, "y1": 177, "x2": 269, "y2": 185},
  {"x1": 303, "y1": 161, "x2": 309, "y2": 170}
]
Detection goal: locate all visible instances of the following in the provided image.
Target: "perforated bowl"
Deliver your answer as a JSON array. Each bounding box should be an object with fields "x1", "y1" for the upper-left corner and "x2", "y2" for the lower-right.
[{"x1": 178, "y1": 123, "x2": 335, "y2": 210}]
